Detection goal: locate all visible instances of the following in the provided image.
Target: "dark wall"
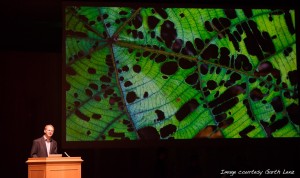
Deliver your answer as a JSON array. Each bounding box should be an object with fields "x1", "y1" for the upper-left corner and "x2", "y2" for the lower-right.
[{"x1": 1, "y1": 1, "x2": 299, "y2": 178}]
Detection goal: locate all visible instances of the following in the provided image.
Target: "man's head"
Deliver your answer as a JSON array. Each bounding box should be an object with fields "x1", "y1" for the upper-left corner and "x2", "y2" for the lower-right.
[{"x1": 44, "y1": 124, "x2": 54, "y2": 139}]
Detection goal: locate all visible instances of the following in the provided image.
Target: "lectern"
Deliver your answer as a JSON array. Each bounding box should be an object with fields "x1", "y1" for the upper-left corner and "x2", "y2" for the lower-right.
[{"x1": 26, "y1": 157, "x2": 83, "y2": 178}]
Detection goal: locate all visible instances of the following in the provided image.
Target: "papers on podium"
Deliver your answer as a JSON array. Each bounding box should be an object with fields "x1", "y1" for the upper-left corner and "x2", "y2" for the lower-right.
[{"x1": 48, "y1": 154, "x2": 62, "y2": 157}]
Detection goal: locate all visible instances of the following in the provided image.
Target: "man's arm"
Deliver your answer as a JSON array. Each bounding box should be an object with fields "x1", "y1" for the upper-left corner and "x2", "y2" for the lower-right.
[
  {"x1": 52, "y1": 140, "x2": 58, "y2": 154},
  {"x1": 30, "y1": 140, "x2": 39, "y2": 157}
]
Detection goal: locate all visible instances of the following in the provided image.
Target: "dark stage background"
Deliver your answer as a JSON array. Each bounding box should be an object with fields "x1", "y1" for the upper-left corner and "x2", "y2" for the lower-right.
[{"x1": 1, "y1": 1, "x2": 299, "y2": 178}]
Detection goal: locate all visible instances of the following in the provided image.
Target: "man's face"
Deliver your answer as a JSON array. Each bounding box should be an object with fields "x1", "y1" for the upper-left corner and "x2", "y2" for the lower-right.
[{"x1": 44, "y1": 126, "x2": 54, "y2": 137}]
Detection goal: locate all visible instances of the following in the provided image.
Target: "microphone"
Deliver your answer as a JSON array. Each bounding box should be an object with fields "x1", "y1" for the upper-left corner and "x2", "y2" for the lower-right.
[{"x1": 64, "y1": 152, "x2": 71, "y2": 157}]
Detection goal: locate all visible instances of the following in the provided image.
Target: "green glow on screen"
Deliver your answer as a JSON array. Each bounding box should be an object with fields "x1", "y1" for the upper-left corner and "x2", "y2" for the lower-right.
[{"x1": 64, "y1": 6, "x2": 299, "y2": 141}]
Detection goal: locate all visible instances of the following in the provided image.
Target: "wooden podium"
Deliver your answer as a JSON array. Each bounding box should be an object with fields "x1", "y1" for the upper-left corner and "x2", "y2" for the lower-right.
[{"x1": 26, "y1": 157, "x2": 83, "y2": 178}]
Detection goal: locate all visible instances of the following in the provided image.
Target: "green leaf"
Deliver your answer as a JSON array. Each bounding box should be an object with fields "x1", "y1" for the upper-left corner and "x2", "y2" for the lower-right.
[{"x1": 65, "y1": 7, "x2": 299, "y2": 140}]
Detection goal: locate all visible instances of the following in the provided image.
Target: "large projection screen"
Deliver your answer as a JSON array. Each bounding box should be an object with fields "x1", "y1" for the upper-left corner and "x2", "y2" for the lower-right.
[{"x1": 62, "y1": 2, "x2": 299, "y2": 148}]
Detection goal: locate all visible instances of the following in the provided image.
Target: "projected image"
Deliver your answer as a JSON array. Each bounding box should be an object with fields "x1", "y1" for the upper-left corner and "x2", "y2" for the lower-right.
[{"x1": 64, "y1": 6, "x2": 299, "y2": 141}]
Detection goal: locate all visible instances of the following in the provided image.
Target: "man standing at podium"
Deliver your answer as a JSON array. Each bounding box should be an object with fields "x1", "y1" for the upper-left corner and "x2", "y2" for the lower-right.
[{"x1": 30, "y1": 124, "x2": 58, "y2": 157}]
